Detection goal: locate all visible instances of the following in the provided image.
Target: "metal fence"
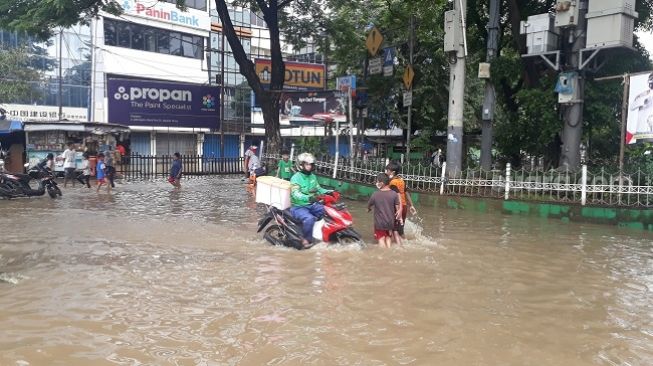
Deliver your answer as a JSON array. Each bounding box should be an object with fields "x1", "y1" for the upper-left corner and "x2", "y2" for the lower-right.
[
  {"x1": 264, "y1": 154, "x2": 653, "y2": 208},
  {"x1": 119, "y1": 155, "x2": 244, "y2": 178}
]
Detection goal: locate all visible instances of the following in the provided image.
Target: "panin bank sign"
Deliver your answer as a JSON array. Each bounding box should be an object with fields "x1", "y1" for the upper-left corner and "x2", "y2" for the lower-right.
[
  {"x1": 108, "y1": 78, "x2": 220, "y2": 129},
  {"x1": 120, "y1": 0, "x2": 209, "y2": 30}
]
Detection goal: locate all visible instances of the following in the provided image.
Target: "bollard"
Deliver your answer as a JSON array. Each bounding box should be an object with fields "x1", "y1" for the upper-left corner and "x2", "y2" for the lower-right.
[
  {"x1": 333, "y1": 151, "x2": 339, "y2": 179},
  {"x1": 505, "y1": 163, "x2": 511, "y2": 200},
  {"x1": 440, "y1": 162, "x2": 447, "y2": 195},
  {"x1": 581, "y1": 165, "x2": 587, "y2": 206},
  {"x1": 290, "y1": 143, "x2": 295, "y2": 161},
  {"x1": 259, "y1": 140, "x2": 265, "y2": 157}
]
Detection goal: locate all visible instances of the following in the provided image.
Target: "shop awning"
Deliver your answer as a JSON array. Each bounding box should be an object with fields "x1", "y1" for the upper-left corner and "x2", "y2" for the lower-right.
[{"x1": 0, "y1": 120, "x2": 23, "y2": 134}]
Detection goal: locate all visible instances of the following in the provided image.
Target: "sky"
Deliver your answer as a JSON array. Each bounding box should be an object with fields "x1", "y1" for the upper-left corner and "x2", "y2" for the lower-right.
[{"x1": 638, "y1": 31, "x2": 653, "y2": 58}]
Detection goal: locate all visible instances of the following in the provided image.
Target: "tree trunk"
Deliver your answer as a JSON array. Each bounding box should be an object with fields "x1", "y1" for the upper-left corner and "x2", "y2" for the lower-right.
[{"x1": 213, "y1": 0, "x2": 284, "y2": 155}]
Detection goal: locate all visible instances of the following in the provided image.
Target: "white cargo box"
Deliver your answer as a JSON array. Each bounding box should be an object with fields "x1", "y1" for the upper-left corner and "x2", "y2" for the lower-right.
[
  {"x1": 256, "y1": 176, "x2": 292, "y2": 210},
  {"x1": 526, "y1": 31, "x2": 559, "y2": 54}
]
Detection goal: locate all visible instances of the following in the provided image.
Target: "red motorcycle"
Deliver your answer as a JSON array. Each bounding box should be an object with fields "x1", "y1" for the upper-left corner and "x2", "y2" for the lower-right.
[{"x1": 257, "y1": 191, "x2": 362, "y2": 250}]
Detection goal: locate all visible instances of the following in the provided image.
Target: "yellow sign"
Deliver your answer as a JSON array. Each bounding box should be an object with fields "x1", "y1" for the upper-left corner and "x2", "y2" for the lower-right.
[
  {"x1": 403, "y1": 65, "x2": 415, "y2": 90},
  {"x1": 366, "y1": 27, "x2": 383, "y2": 56},
  {"x1": 255, "y1": 59, "x2": 326, "y2": 89}
]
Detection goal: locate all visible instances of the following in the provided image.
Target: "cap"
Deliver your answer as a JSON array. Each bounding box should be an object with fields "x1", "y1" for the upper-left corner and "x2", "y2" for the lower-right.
[{"x1": 250, "y1": 145, "x2": 258, "y2": 150}]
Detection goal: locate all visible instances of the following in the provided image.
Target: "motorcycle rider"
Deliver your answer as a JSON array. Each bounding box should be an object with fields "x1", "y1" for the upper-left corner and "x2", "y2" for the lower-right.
[
  {"x1": 37, "y1": 153, "x2": 55, "y2": 172},
  {"x1": 289, "y1": 153, "x2": 333, "y2": 247}
]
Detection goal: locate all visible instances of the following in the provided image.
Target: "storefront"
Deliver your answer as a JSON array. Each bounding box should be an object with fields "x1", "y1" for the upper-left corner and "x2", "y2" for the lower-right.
[{"x1": 24, "y1": 121, "x2": 130, "y2": 172}]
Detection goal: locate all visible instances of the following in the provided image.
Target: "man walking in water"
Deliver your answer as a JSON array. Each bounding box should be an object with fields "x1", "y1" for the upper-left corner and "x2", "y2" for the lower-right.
[
  {"x1": 168, "y1": 152, "x2": 182, "y2": 189},
  {"x1": 61, "y1": 142, "x2": 77, "y2": 188}
]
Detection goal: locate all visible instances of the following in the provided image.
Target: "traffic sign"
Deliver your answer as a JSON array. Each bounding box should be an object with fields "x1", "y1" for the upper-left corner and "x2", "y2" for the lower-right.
[
  {"x1": 403, "y1": 91, "x2": 413, "y2": 107},
  {"x1": 368, "y1": 57, "x2": 383, "y2": 75},
  {"x1": 403, "y1": 65, "x2": 415, "y2": 89},
  {"x1": 383, "y1": 47, "x2": 395, "y2": 76},
  {"x1": 366, "y1": 27, "x2": 384, "y2": 56},
  {"x1": 336, "y1": 75, "x2": 356, "y2": 95}
]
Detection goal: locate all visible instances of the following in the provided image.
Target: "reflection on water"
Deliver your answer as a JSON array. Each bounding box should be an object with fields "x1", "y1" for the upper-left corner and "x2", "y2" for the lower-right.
[{"x1": 0, "y1": 177, "x2": 652, "y2": 365}]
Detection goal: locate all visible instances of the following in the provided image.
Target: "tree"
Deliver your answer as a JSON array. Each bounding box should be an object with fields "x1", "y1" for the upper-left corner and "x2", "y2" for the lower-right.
[{"x1": 0, "y1": 46, "x2": 44, "y2": 104}]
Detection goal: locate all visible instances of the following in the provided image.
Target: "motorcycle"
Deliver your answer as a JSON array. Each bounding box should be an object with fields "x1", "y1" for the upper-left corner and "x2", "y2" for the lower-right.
[
  {"x1": 0, "y1": 163, "x2": 62, "y2": 199},
  {"x1": 257, "y1": 191, "x2": 362, "y2": 250}
]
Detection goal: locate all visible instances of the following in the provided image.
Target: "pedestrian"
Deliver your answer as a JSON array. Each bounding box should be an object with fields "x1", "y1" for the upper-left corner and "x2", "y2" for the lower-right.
[
  {"x1": 168, "y1": 152, "x2": 182, "y2": 189},
  {"x1": 385, "y1": 161, "x2": 417, "y2": 242},
  {"x1": 96, "y1": 153, "x2": 107, "y2": 193},
  {"x1": 368, "y1": 173, "x2": 402, "y2": 248},
  {"x1": 244, "y1": 146, "x2": 260, "y2": 190},
  {"x1": 60, "y1": 142, "x2": 77, "y2": 188},
  {"x1": 38, "y1": 153, "x2": 55, "y2": 172},
  {"x1": 431, "y1": 148, "x2": 443, "y2": 168},
  {"x1": 276, "y1": 150, "x2": 293, "y2": 181},
  {"x1": 76, "y1": 152, "x2": 91, "y2": 188},
  {"x1": 243, "y1": 145, "x2": 258, "y2": 181},
  {"x1": 104, "y1": 146, "x2": 116, "y2": 189}
]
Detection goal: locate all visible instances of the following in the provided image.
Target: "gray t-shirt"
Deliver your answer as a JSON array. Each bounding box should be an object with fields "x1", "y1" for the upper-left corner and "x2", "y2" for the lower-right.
[
  {"x1": 368, "y1": 189, "x2": 400, "y2": 230},
  {"x1": 104, "y1": 150, "x2": 114, "y2": 166}
]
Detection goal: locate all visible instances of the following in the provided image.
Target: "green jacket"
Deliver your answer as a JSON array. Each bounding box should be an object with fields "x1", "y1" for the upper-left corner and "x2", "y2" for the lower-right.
[{"x1": 290, "y1": 171, "x2": 330, "y2": 207}]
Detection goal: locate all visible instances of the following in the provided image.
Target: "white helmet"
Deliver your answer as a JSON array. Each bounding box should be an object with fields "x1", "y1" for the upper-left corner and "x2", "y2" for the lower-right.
[{"x1": 296, "y1": 152, "x2": 316, "y2": 171}]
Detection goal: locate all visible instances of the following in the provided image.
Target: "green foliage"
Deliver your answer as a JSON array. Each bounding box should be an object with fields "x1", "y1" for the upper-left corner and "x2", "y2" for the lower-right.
[
  {"x1": 0, "y1": 0, "x2": 123, "y2": 40},
  {"x1": 0, "y1": 46, "x2": 44, "y2": 104},
  {"x1": 295, "y1": 136, "x2": 327, "y2": 157}
]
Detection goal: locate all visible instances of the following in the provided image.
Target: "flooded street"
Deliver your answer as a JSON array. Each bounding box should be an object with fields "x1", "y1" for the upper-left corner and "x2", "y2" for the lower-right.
[{"x1": 1, "y1": 177, "x2": 652, "y2": 365}]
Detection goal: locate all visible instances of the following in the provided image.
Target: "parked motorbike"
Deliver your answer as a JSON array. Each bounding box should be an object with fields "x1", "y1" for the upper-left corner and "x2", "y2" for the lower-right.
[
  {"x1": 0, "y1": 163, "x2": 62, "y2": 199},
  {"x1": 257, "y1": 191, "x2": 362, "y2": 250}
]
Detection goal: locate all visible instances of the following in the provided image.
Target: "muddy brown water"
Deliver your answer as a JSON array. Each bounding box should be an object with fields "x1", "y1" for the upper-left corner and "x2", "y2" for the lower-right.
[{"x1": 0, "y1": 177, "x2": 652, "y2": 365}]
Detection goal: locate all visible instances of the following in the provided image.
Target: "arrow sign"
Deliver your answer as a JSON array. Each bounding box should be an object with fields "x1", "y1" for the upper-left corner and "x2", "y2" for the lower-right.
[
  {"x1": 366, "y1": 27, "x2": 384, "y2": 56},
  {"x1": 403, "y1": 65, "x2": 415, "y2": 90}
]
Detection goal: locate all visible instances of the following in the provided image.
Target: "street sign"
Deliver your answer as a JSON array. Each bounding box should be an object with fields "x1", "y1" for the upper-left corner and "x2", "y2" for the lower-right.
[
  {"x1": 403, "y1": 91, "x2": 413, "y2": 107},
  {"x1": 403, "y1": 65, "x2": 415, "y2": 89},
  {"x1": 366, "y1": 27, "x2": 384, "y2": 56},
  {"x1": 368, "y1": 57, "x2": 383, "y2": 75},
  {"x1": 383, "y1": 47, "x2": 395, "y2": 77},
  {"x1": 336, "y1": 75, "x2": 356, "y2": 95}
]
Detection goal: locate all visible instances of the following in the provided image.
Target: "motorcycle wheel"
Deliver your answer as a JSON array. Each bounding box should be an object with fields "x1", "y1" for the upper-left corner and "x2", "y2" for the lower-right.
[
  {"x1": 263, "y1": 225, "x2": 287, "y2": 247},
  {"x1": 47, "y1": 186, "x2": 57, "y2": 198},
  {"x1": 336, "y1": 230, "x2": 362, "y2": 246}
]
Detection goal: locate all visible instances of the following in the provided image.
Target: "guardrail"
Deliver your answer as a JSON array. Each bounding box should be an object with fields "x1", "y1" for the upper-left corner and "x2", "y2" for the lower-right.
[
  {"x1": 264, "y1": 154, "x2": 653, "y2": 207},
  {"x1": 120, "y1": 155, "x2": 244, "y2": 178}
]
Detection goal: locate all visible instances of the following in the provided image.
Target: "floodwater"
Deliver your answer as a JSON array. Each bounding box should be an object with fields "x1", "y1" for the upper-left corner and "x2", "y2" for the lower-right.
[{"x1": 0, "y1": 177, "x2": 652, "y2": 366}]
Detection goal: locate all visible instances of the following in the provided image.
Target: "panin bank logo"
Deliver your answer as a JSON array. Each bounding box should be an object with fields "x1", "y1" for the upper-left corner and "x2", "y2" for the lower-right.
[
  {"x1": 114, "y1": 86, "x2": 192, "y2": 103},
  {"x1": 122, "y1": 1, "x2": 200, "y2": 27}
]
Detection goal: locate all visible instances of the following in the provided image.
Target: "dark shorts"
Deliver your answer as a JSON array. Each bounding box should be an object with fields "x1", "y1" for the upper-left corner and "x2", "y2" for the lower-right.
[
  {"x1": 394, "y1": 205, "x2": 407, "y2": 234},
  {"x1": 65, "y1": 167, "x2": 76, "y2": 178},
  {"x1": 374, "y1": 229, "x2": 393, "y2": 240}
]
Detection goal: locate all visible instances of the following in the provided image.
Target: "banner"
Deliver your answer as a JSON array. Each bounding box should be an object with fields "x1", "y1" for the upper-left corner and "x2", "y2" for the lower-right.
[
  {"x1": 107, "y1": 78, "x2": 220, "y2": 129},
  {"x1": 255, "y1": 59, "x2": 325, "y2": 90},
  {"x1": 627, "y1": 72, "x2": 653, "y2": 144},
  {"x1": 281, "y1": 91, "x2": 346, "y2": 125}
]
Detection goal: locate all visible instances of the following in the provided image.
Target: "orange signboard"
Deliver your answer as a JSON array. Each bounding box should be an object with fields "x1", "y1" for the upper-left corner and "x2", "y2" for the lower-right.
[{"x1": 255, "y1": 59, "x2": 326, "y2": 90}]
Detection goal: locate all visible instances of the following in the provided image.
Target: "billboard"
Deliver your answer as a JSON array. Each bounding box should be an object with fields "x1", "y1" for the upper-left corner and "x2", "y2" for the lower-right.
[
  {"x1": 627, "y1": 72, "x2": 653, "y2": 144},
  {"x1": 107, "y1": 77, "x2": 220, "y2": 129},
  {"x1": 255, "y1": 59, "x2": 325, "y2": 90},
  {"x1": 117, "y1": 0, "x2": 210, "y2": 31},
  {"x1": 281, "y1": 91, "x2": 346, "y2": 125}
]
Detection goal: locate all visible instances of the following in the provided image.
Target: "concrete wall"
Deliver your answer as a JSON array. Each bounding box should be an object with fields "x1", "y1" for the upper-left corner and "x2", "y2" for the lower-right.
[{"x1": 317, "y1": 176, "x2": 653, "y2": 231}]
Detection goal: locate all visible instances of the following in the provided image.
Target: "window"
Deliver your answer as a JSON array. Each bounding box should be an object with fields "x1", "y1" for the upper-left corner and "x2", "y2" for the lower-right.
[
  {"x1": 163, "y1": 0, "x2": 206, "y2": 11},
  {"x1": 103, "y1": 19, "x2": 204, "y2": 60}
]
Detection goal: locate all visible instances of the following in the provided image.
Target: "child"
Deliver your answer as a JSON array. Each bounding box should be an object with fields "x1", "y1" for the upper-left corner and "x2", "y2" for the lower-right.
[
  {"x1": 276, "y1": 150, "x2": 293, "y2": 180},
  {"x1": 96, "y1": 153, "x2": 107, "y2": 193},
  {"x1": 76, "y1": 152, "x2": 91, "y2": 188},
  {"x1": 168, "y1": 152, "x2": 182, "y2": 189},
  {"x1": 385, "y1": 161, "x2": 417, "y2": 241},
  {"x1": 368, "y1": 173, "x2": 402, "y2": 248}
]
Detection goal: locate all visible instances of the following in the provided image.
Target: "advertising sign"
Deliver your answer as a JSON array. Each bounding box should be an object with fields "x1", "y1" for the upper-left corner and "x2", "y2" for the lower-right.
[
  {"x1": 118, "y1": 0, "x2": 210, "y2": 31},
  {"x1": 336, "y1": 75, "x2": 356, "y2": 95},
  {"x1": 627, "y1": 72, "x2": 653, "y2": 144},
  {"x1": 255, "y1": 59, "x2": 326, "y2": 90},
  {"x1": 107, "y1": 77, "x2": 220, "y2": 129},
  {"x1": 0, "y1": 103, "x2": 88, "y2": 122},
  {"x1": 281, "y1": 91, "x2": 346, "y2": 125}
]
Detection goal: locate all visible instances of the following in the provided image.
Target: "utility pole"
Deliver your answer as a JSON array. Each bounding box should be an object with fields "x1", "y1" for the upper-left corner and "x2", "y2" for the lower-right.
[
  {"x1": 480, "y1": 0, "x2": 499, "y2": 171},
  {"x1": 446, "y1": 0, "x2": 467, "y2": 176},
  {"x1": 406, "y1": 14, "x2": 415, "y2": 163},
  {"x1": 58, "y1": 29, "x2": 63, "y2": 121},
  {"x1": 559, "y1": 0, "x2": 587, "y2": 170}
]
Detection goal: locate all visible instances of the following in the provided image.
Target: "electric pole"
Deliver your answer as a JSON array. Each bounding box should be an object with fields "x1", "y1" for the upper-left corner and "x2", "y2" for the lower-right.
[
  {"x1": 559, "y1": 0, "x2": 587, "y2": 170},
  {"x1": 406, "y1": 14, "x2": 415, "y2": 162},
  {"x1": 446, "y1": 0, "x2": 467, "y2": 176},
  {"x1": 480, "y1": 0, "x2": 500, "y2": 171}
]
